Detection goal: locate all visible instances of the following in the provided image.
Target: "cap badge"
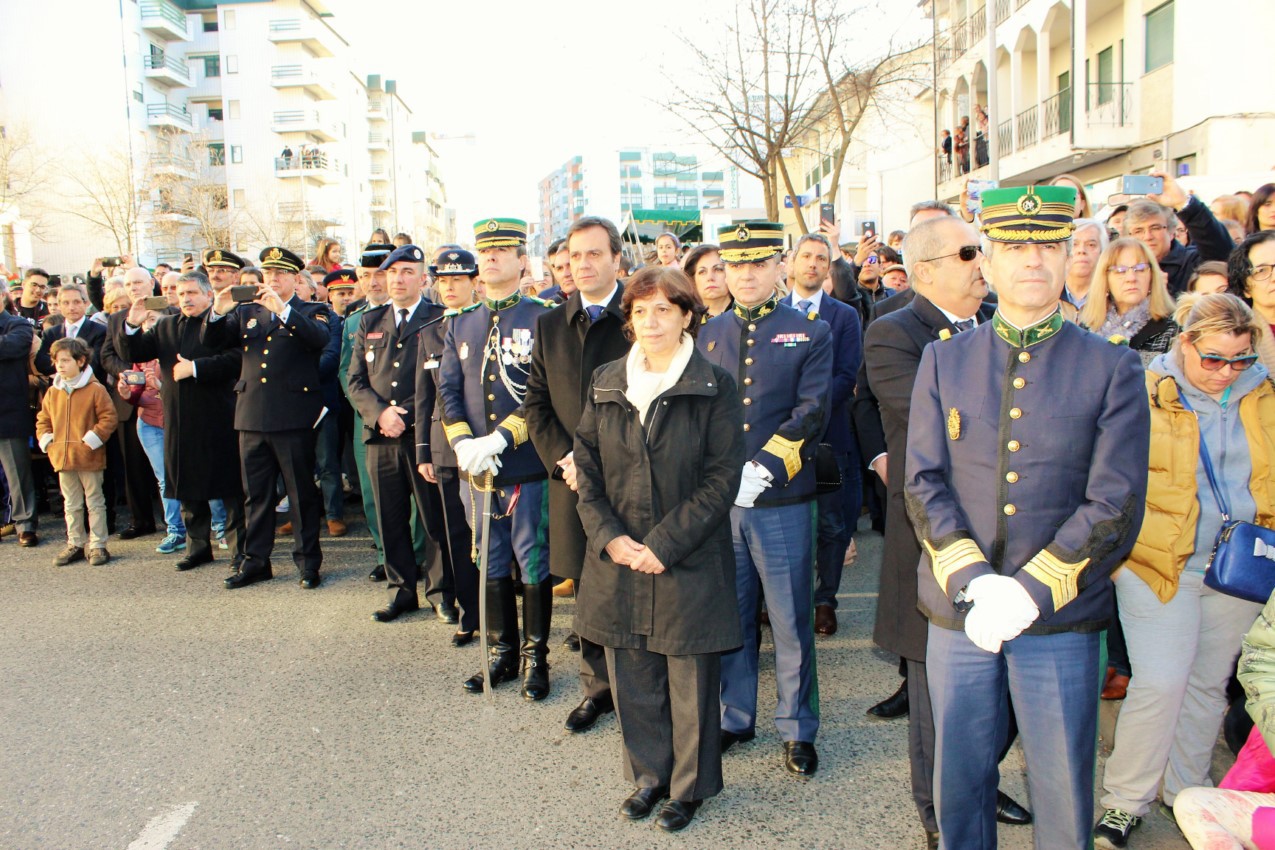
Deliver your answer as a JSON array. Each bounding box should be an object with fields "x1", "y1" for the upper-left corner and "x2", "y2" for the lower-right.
[
  {"x1": 211, "y1": 250, "x2": 222, "y2": 263},
  {"x1": 735, "y1": 225, "x2": 751, "y2": 243},
  {"x1": 447, "y1": 253, "x2": 459, "y2": 261},
  {"x1": 1016, "y1": 192, "x2": 1041, "y2": 216},
  {"x1": 486, "y1": 220, "x2": 499, "y2": 232},
  {"x1": 267, "y1": 247, "x2": 283, "y2": 261}
]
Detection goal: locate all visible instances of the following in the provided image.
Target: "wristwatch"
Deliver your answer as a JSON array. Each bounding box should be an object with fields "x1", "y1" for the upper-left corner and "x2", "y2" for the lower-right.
[{"x1": 953, "y1": 585, "x2": 974, "y2": 614}]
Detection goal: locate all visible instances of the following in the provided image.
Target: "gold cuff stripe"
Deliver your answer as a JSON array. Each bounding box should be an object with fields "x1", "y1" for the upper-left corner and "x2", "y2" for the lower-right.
[
  {"x1": 500, "y1": 414, "x2": 529, "y2": 446},
  {"x1": 922, "y1": 538, "x2": 986, "y2": 589},
  {"x1": 982, "y1": 225, "x2": 1076, "y2": 242},
  {"x1": 1021, "y1": 549, "x2": 1089, "y2": 611},
  {"x1": 722, "y1": 246, "x2": 783, "y2": 263},
  {"x1": 761, "y1": 434, "x2": 803, "y2": 480},
  {"x1": 444, "y1": 421, "x2": 473, "y2": 442}
]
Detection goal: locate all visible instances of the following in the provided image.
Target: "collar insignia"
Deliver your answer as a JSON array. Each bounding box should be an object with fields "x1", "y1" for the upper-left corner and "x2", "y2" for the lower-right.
[{"x1": 992, "y1": 309, "x2": 1064, "y2": 348}]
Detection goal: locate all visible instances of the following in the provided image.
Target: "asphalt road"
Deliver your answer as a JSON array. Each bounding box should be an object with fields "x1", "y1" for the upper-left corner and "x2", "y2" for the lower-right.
[{"x1": 1, "y1": 510, "x2": 1201, "y2": 849}]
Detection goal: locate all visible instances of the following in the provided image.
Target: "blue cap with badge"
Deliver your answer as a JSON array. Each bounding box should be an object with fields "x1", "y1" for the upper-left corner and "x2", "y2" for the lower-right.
[{"x1": 378, "y1": 244, "x2": 426, "y2": 271}]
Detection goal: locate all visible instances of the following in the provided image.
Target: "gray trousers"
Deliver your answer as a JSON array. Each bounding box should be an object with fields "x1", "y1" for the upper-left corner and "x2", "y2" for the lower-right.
[
  {"x1": 0, "y1": 436, "x2": 36, "y2": 531},
  {"x1": 606, "y1": 646, "x2": 723, "y2": 803},
  {"x1": 907, "y1": 658, "x2": 939, "y2": 833}
]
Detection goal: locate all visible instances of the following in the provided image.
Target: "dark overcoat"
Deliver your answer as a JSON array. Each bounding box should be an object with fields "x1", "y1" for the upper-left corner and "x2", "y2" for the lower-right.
[
  {"x1": 573, "y1": 350, "x2": 745, "y2": 656},
  {"x1": 524, "y1": 285, "x2": 630, "y2": 582},
  {"x1": 115, "y1": 308, "x2": 243, "y2": 501}
]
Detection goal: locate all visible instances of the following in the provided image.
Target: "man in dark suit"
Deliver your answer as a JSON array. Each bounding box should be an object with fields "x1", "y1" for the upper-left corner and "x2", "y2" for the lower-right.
[
  {"x1": 785, "y1": 233, "x2": 861, "y2": 637},
  {"x1": 118, "y1": 271, "x2": 245, "y2": 570},
  {"x1": 525, "y1": 215, "x2": 632, "y2": 733},
  {"x1": 347, "y1": 245, "x2": 446, "y2": 622},
  {"x1": 0, "y1": 283, "x2": 38, "y2": 547},
  {"x1": 864, "y1": 215, "x2": 1026, "y2": 848},
  {"x1": 202, "y1": 247, "x2": 331, "y2": 590}
]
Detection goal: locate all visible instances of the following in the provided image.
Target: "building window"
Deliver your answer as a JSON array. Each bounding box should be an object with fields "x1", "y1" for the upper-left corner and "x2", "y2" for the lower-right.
[
  {"x1": 208, "y1": 143, "x2": 225, "y2": 166},
  {"x1": 223, "y1": 9, "x2": 235, "y2": 29},
  {"x1": 1144, "y1": 1, "x2": 1174, "y2": 73},
  {"x1": 230, "y1": 145, "x2": 242, "y2": 164},
  {"x1": 203, "y1": 55, "x2": 220, "y2": 78},
  {"x1": 233, "y1": 189, "x2": 245, "y2": 207},
  {"x1": 225, "y1": 55, "x2": 238, "y2": 75},
  {"x1": 134, "y1": 89, "x2": 143, "y2": 103},
  {"x1": 207, "y1": 107, "x2": 223, "y2": 121},
  {"x1": 202, "y1": 15, "x2": 218, "y2": 32},
  {"x1": 1096, "y1": 46, "x2": 1113, "y2": 105},
  {"x1": 228, "y1": 100, "x2": 240, "y2": 120}
]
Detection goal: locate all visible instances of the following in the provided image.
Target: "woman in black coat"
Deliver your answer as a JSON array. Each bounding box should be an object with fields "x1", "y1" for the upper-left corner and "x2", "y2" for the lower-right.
[{"x1": 573, "y1": 266, "x2": 744, "y2": 832}]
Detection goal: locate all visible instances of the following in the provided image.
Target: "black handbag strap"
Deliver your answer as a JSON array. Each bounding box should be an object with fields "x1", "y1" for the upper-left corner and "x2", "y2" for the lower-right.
[{"x1": 1175, "y1": 385, "x2": 1232, "y2": 521}]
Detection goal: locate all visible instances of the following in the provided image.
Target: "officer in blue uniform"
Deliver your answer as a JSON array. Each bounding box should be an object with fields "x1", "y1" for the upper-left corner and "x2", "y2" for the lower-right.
[
  {"x1": 904, "y1": 186, "x2": 1150, "y2": 849},
  {"x1": 438, "y1": 218, "x2": 556, "y2": 700},
  {"x1": 202, "y1": 246, "x2": 333, "y2": 590},
  {"x1": 698, "y1": 221, "x2": 833, "y2": 777},
  {"x1": 347, "y1": 245, "x2": 446, "y2": 623}
]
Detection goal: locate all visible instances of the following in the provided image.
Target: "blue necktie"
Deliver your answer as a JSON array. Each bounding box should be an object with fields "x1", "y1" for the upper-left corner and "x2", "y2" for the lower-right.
[
  {"x1": 955, "y1": 319, "x2": 975, "y2": 333},
  {"x1": 585, "y1": 304, "x2": 604, "y2": 323},
  {"x1": 797, "y1": 299, "x2": 813, "y2": 314}
]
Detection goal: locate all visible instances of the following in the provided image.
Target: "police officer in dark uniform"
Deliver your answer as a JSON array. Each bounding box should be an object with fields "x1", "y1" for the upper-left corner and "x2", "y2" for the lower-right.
[
  {"x1": 202, "y1": 246, "x2": 332, "y2": 590},
  {"x1": 439, "y1": 218, "x2": 555, "y2": 700},
  {"x1": 202, "y1": 248, "x2": 247, "y2": 295},
  {"x1": 347, "y1": 244, "x2": 446, "y2": 622},
  {"x1": 905, "y1": 186, "x2": 1149, "y2": 847},
  {"x1": 698, "y1": 221, "x2": 833, "y2": 777}
]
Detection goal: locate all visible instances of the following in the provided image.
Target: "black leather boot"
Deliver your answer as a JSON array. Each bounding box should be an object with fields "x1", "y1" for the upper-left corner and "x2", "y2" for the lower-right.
[
  {"x1": 463, "y1": 578, "x2": 520, "y2": 693},
  {"x1": 520, "y1": 581, "x2": 552, "y2": 701}
]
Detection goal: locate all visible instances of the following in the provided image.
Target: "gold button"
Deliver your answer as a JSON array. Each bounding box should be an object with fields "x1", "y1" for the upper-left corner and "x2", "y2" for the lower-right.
[
  {"x1": 743, "y1": 398, "x2": 752, "y2": 405},
  {"x1": 266, "y1": 336, "x2": 273, "y2": 342},
  {"x1": 393, "y1": 362, "x2": 400, "y2": 368},
  {"x1": 744, "y1": 357, "x2": 754, "y2": 366},
  {"x1": 744, "y1": 378, "x2": 753, "y2": 386},
  {"x1": 388, "y1": 399, "x2": 394, "y2": 404},
  {"x1": 488, "y1": 374, "x2": 496, "y2": 381},
  {"x1": 397, "y1": 343, "x2": 403, "y2": 349},
  {"x1": 243, "y1": 346, "x2": 248, "y2": 352},
  {"x1": 492, "y1": 315, "x2": 500, "y2": 324},
  {"x1": 304, "y1": 387, "x2": 309, "y2": 392},
  {"x1": 1006, "y1": 471, "x2": 1019, "y2": 483},
  {"x1": 748, "y1": 323, "x2": 756, "y2": 332},
  {"x1": 489, "y1": 353, "x2": 496, "y2": 361},
  {"x1": 1013, "y1": 377, "x2": 1026, "y2": 389},
  {"x1": 489, "y1": 413, "x2": 497, "y2": 421},
  {"x1": 1007, "y1": 440, "x2": 1021, "y2": 452},
  {"x1": 260, "y1": 377, "x2": 267, "y2": 383},
  {"x1": 743, "y1": 424, "x2": 751, "y2": 432},
  {"x1": 487, "y1": 394, "x2": 495, "y2": 401},
  {"x1": 391, "y1": 381, "x2": 398, "y2": 388},
  {"x1": 1009, "y1": 408, "x2": 1021, "y2": 419},
  {"x1": 1003, "y1": 504, "x2": 1017, "y2": 516},
  {"x1": 262, "y1": 349, "x2": 268, "y2": 355},
  {"x1": 746, "y1": 339, "x2": 755, "y2": 346},
  {"x1": 1018, "y1": 351, "x2": 1031, "y2": 363},
  {"x1": 261, "y1": 363, "x2": 267, "y2": 369}
]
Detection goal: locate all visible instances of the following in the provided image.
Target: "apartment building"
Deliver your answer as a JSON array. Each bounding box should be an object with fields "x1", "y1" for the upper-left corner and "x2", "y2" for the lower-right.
[
  {"x1": 0, "y1": 0, "x2": 452, "y2": 274},
  {"x1": 930, "y1": 0, "x2": 1275, "y2": 207}
]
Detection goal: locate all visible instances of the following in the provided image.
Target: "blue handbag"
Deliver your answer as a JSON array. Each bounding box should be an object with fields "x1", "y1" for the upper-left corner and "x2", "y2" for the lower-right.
[{"x1": 1179, "y1": 388, "x2": 1275, "y2": 603}]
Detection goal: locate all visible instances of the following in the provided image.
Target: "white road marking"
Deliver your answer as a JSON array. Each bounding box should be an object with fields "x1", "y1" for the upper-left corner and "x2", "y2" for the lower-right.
[{"x1": 127, "y1": 802, "x2": 198, "y2": 850}]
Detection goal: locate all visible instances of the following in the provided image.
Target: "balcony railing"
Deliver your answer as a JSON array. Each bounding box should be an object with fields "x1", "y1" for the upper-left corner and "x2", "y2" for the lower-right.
[
  {"x1": 151, "y1": 153, "x2": 195, "y2": 172},
  {"x1": 147, "y1": 102, "x2": 193, "y2": 128},
  {"x1": 935, "y1": 35, "x2": 954, "y2": 75},
  {"x1": 997, "y1": 119, "x2": 1013, "y2": 157},
  {"x1": 1015, "y1": 105, "x2": 1039, "y2": 150},
  {"x1": 951, "y1": 19, "x2": 968, "y2": 55},
  {"x1": 144, "y1": 53, "x2": 189, "y2": 77},
  {"x1": 993, "y1": 0, "x2": 1010, "y2": 25},
  {"x1": 140, "y1": 0, "x2": 188, "y2": 38},
  {"x1": 969, "y1": 6, "x2": 987, "y2": 44},
  {"x1": 274, "y1": 151, "x2": 336, "y2": 173},
  {"x1": 1086, "y1": 82, "x2": 1134, "y2": 127},
  {"x1": 1015, "y1": 0, "x2": 1029, "y2": 8},
  {"x1": 1041, "y1": 88, "x2": 1071, "y2": 139}
]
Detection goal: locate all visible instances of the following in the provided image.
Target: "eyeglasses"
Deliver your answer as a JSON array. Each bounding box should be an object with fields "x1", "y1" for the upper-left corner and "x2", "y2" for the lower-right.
[
  {"x1": 1109, "y1": 263, "x2": 1150, "y2": 275},
  {"x1": 1128, "y1": 224, "x2": 1168, "y2": 239},
  {"x1": 865, "y1": 255, "x2": 879, "y2": 265},
  {"x1": 919, "y1": 245, "x2": 981, "y2": 264},
  {"x1": 1190, "y1": 342, "x2": 1259, "y2": 372},
  {"x1": 1249, "y1": 264, "x2": 1275, "y2": 282}
]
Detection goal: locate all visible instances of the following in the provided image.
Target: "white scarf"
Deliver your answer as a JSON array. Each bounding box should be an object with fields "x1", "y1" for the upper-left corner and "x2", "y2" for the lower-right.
[{"x1": 624, "y1": 334, "x2": 695, "y2": 425}]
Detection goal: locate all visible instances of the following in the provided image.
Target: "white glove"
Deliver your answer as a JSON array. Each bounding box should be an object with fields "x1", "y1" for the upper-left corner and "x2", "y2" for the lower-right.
[
  {"x1": 965, "y1": 574, "x2": 1040, "y2": 643},
  {"x1": 461, "y1": 431, "x2": 508, "y2": 477},
  {"x1": 734, "y1": 462, "x2": 773, "y2": 508},
  {"x1": 453, "y1": 438, "x2": 480, "y2": 474},
  {"x1": 963, "y1": 604, "x2": 1004, "y2": 653}
]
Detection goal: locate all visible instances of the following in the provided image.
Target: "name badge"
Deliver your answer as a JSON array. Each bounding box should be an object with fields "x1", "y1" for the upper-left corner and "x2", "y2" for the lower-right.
[
  {"x1": 367, "y1": 332, "x2": 384, "y2": 340},
  {"x1": 423, "y1": 359, "x2": 440, "y2": 370},
  {"x1": 460, "y1": 342, "x2": 470, "y2": 360}
]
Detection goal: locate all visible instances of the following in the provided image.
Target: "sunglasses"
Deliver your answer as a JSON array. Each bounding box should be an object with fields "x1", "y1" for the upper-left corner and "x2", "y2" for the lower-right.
[
  {"x1": 1191, "y1": 342, "x2": 1259, "y2": 372},
  {"x1": 920, "y1": 245, "x2": 980, "y2": 264}
]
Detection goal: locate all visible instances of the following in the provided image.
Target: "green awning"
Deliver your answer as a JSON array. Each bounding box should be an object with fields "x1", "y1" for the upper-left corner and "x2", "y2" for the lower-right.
[{"x1": 622, "y1": 209, "x2": 702, "y2": 243}]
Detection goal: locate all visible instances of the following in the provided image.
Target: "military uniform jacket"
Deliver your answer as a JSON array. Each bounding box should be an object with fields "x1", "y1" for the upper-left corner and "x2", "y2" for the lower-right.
[
  {"x1": 339, "y1": 301, "x2": 375, "y2": 401},
  {"x1": 416, "y1": 312, "x2": 457, "y2": 469},
  {"x1": 904, "y1": 312, "x2": 1150, "y2": 634},
  {"x1": 347, "y1": 299, "x2": 445, "y2": 448},
  {"x1": 438, "y1": 293, "x2": 554, "y2": 485},
  {"x1": 202, "y1": 294, "x2": 331, "y2": 432},
  {"x1": 698, "y1": 300, "x2": 832, "y2": 506}
]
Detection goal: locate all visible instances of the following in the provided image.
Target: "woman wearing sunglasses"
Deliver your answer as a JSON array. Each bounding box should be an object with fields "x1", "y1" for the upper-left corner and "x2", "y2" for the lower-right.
[
  {"x1": 1094, "y1": 293, "x2": 1275, "y2": 849},
  {"x1": 1228, "y1": 230, "x2": 1275, "y2": 373},
  {"x1": 1080, "y1": 238, "x2": 1180, "y2": 365}
]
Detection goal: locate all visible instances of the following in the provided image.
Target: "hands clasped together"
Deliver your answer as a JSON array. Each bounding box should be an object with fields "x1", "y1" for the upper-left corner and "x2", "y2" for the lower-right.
[{"x1": 962, "y1": 574, "x2": 1041, "y2": 654}]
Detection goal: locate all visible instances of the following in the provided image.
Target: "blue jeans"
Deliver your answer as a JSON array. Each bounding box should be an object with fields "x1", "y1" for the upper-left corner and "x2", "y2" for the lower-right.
[
  {"x1": 814, "y1": 447, "x2": 862, "y2": 609},
  {"x1": 136, "y1": 419, "x2": 185, "y2": 537},
  {"x1": 314, "y1": 410, "x2": 343, "y2": 521},
  {"x1": 210, "y1": 499, "x2": 226, "y2": 537},
  {"x1": 927, "y1": 623, "x2": 1101, "y2": 849}
]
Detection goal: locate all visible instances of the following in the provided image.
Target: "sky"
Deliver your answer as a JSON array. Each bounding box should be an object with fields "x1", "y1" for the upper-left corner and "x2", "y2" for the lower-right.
[{"x1": 331, "y1": 0, "x2": 931, "y2": 234}]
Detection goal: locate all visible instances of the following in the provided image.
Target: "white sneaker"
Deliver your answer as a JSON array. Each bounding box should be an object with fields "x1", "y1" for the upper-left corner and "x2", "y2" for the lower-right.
[{"x1": 275, "y1": 496, "x2": 290, "y2": 514}]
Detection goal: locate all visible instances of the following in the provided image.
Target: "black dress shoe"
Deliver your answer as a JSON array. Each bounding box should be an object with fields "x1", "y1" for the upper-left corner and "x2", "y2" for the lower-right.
[
  {"x1": 563, "y1": 632, "x2": 581, "y2": 652},
  {"x1": 720, "y1": 729, "x2": 755, "y2": 753},
  {"x1": 564, "y1": 696, "x2": 615, "y2": 733},
  {"x1": 368, "y1": 564, "x2": 386, "y2": 582},
  {"x1": 373, "y1": 599, "x2": 420, "y2": 622},
  {"x1": 996, "y1": 790, "x2": 1032, "y2": 825},
  {"x1": 117, "y1": 525, "x2": 155, "y2": 540},
  {"x1": 655, "y1": 799, "x2": 701, "y2": 832},
  {"x1": 18, "y1": 531, "x2": 38, "y2": 548},
  {"x1": 433, "y1": 602, "x2": 459, "y2": 624},
  {"x1": 783, "y1": 740, "x2": 819, "y2": 776},
  {"x1": 299, "y1": 573, "x2": 321, "y2": 590},
  {"x1": 867, "y1": 681, "x2": 909, "y2": 719},
  {"x1": 175, "y1": 551, "x2": 214, "y2": 571},
  {"x1": 619, "y1": 785, "x2": 668, "y2": 820},
  {"x1": 463, "y1": 654, "x2": 520, "y2": 693},
  {"x1": 224, "y1": 568, "x2": 272, "y2": 589},
  {"x1": 451, "y1": 630, "x2": 475, "y2": 647}
]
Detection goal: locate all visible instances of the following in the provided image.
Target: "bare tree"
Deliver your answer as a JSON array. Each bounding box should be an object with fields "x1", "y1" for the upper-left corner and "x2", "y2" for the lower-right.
[
  {"x1": 58, "y1": 145, "x2": 147, "y2": 256},
  {"x1": 146, "y1": 134, "x2": 239, "y2": 258},
  {"x1": 0, "y1": 124, "x2": 55, "y2": 238},
  {"x1": 668, "y1": 0, "x2": 823, "y2": 222}
]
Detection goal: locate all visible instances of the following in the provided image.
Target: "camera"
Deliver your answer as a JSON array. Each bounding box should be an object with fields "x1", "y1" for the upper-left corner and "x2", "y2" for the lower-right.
[{"x1": 230, "y1": 285, "x2": 259, "y2": 303}]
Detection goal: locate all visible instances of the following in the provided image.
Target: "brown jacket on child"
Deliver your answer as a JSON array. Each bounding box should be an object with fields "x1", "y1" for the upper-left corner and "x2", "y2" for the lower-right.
[{"x1": 35, "y1": 368, "x2": 117, "y2": 472}]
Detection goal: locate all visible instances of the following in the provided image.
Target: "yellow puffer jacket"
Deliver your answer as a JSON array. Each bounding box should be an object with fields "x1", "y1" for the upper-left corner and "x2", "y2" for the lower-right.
[{"x1": 1122, "y1": 371, "x2": 1275, "y2": 602}]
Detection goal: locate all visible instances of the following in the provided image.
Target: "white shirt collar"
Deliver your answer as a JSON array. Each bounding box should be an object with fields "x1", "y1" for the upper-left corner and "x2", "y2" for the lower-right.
[
  {"x1": 65, "y1": 318, "x2": 83, "y2": 336},
  {"x1": 789, "y1": 288, "x2": 824, "y2": 313},
  {"x1": 393, "y1": 297, "x2": 424, "y2": 324},
  {"x1": 580, "y1": 283, "x2": 618, "y2": 312},
  {"x1": 932, "y1": 302, "x2": 978, "y2": 327}
]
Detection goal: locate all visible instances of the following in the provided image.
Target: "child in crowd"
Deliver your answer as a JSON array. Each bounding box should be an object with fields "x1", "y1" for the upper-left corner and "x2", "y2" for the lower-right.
[{"x1": 35, "y1": 337, "x2": 117, "y2": 566}]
